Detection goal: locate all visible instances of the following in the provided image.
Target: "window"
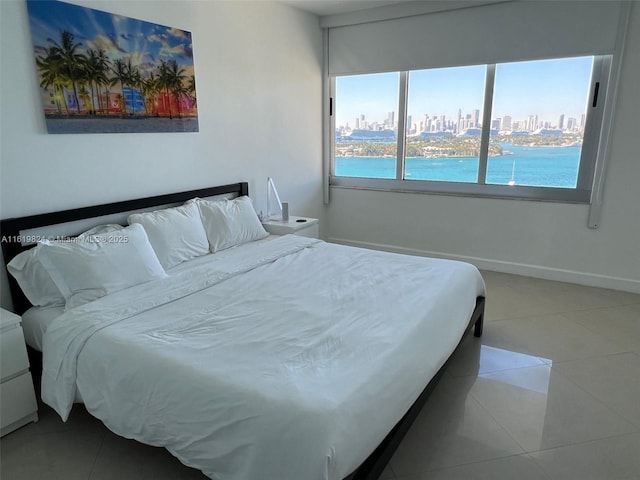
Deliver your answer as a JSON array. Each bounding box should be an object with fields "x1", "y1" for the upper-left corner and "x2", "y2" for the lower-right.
[
  {"x1": 486, "y1": 57, "x2": 594, "y2": 189},
  {"x1": 331, "y1": 55, "x2": 608, "y2": 203},
  {"x1": 405, "y1": 65, "x2": 486, "y2": 183},
  {"x1": 334, "y1": 72, "x2": 399, "y2": 179}
]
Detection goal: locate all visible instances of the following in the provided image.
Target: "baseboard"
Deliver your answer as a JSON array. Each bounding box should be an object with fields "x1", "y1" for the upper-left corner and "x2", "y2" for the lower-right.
[{"x1": 327, "y1": 237, "x2": 640, "y2": 294}]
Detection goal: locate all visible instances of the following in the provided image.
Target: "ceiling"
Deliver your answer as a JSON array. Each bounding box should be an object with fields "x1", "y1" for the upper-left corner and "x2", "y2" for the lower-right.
[{"x1": 280, "y1": 0, "x2": 415, "y2": 16}]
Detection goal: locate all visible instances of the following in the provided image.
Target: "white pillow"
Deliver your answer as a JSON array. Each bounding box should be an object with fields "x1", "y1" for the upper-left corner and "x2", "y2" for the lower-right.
[
  {"x1": 127, "y1": 202, "x2": 209, "y2": 269},
  {"x1": 5, "y1": 224, "x2": 125, "y2": 308},
  {"x1": 7, "y1": 247, "x2": 65, "y2": 307},
  {"x1": 38, "y1": 223, "x2": 167, "y2": 310},
  {"x1": 77, "y1": 224, "x2": 124, "y2": 238},
  {"x1": 197, "y1": 196, "x2": 268, "y2": 252}
]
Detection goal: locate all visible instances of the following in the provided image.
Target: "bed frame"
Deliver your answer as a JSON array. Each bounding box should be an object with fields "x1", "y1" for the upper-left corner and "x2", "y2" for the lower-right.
[
  {"x1": 1, "y1": 182, "x2": 249, "y2": 315},
  {"x1": 0, "y1": 181, "x2": 484, "y2": 480}
]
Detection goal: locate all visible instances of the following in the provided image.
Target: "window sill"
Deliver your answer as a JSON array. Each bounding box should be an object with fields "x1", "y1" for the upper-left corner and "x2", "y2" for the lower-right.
[{"x1": 329, "y1": 176, "x2": 591, "y2": 204}]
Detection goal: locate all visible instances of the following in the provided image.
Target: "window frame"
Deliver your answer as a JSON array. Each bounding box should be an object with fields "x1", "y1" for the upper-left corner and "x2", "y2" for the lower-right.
[{"x1": 329, "y1": 55, "x2": 611, "y2": 204}]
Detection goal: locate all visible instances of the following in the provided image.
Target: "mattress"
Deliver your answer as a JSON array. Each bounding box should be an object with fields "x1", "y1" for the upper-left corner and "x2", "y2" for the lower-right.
[{"x1": 41, "y1": 235, "x2": 485, "y2": 480}]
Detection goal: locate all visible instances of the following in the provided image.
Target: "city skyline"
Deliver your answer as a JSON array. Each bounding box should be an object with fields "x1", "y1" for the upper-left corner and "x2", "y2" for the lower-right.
[
  {"x1": 336, "y1": 107, "x2": 586, "y2": 138},
  {"x1": 335, "y1": 56, "x2": 594, "y2": 135}
]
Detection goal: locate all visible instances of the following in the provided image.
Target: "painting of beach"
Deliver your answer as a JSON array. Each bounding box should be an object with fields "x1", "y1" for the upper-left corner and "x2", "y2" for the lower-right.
[{"x1": 26, "y1": 0, "x2": 198, "y2": 134}]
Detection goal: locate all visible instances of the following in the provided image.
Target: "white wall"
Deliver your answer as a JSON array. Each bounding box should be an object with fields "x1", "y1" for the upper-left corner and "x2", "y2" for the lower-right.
[
  {"x1": 326, "y1": 3, "x2": 640, "y2": 293},
  {"x1": 0, "y1": 0, "x2": 323, "y2": 309}
]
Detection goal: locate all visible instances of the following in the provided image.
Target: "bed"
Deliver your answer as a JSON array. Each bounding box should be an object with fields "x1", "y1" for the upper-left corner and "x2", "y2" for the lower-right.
[{"x1": 1, "y1": 182, "x2": 485, "y2": 480}]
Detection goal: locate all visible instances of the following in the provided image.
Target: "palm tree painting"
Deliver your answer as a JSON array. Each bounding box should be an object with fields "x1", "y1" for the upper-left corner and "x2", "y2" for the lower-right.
[{"x1": 26, "y1": 0, "x2": 198, "y2": 133}]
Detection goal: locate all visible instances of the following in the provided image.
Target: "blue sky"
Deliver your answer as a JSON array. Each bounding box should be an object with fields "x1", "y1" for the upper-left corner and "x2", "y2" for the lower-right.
[
  {"x1": 335, "y1": 56, "x2": 594, "y2": 128},
  {"x1": 26, "y1": 0, "x2": 194, "y2": 78}
]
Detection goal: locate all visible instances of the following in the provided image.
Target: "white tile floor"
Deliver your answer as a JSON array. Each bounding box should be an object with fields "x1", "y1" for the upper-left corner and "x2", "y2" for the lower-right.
[{"x1": 1, "y1": 271, "x2": 639, "y2": 480}]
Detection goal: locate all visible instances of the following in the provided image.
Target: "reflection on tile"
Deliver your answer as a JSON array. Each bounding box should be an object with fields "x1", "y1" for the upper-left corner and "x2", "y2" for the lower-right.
[
  {"x1": 470, "y1": 365, "x2": 636, "y2": 452},
  {"x1": 530, "y1": 432, "x2": 640, "y2": 480},
  {"x1": 553, "y1": 352, "x2": 640, "y2": 428},
  {"x1": 447, "y1": 335, "x2": 548, "y2": 378},
  {"x1": 395, "y1": 453, "x2": 550, "y2": 480},
  {"x1": 389, "y1": 376, "x2": 523, "y2": 476}
]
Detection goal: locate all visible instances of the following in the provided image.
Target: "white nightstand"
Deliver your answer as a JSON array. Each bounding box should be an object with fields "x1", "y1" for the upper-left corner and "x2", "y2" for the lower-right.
[
  {"x1": 1, "y1": 308, "x2": 38, "y2": 436},
  {"x1": 262, "y1": 216, "x2": 319, "y2": 239}
]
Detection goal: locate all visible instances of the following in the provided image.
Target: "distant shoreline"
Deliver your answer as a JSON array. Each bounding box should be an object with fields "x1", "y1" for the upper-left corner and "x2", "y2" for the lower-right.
[{"x1": 335, "y1": 144, "x2": 581, "y2": 187}]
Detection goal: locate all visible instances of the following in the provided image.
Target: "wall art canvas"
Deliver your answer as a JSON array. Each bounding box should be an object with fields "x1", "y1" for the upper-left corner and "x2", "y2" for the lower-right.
[{"x1": 26, "y1": 0, "x2": 198, "y2": 134}]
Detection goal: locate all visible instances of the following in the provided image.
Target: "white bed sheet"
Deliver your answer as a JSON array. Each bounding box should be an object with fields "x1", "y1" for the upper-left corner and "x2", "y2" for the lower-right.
[
  {"x1": 21, "y1": 235, "x2": 281, "y2": 351},
  {"x1": 21, "y1": 304, "x2": 64, "y2": 351},
  {"x1": 41, "y1": 235, "x2": 485, "y2": 480}
]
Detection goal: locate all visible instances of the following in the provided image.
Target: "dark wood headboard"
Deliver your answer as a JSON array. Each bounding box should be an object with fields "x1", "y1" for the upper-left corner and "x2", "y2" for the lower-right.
[{"x1": 1, "y1": 182, "x2": 249, "y2": 315}]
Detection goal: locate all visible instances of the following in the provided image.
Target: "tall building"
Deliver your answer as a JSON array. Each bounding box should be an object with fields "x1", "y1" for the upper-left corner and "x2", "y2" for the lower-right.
[
  {"x1": 502, "y1": 115, "x2": 512, "y2": 131},
  {"x1": 471, "y1": 109, "x2": 480, "y2": 127},
  {"x1": 558, "y1": 114, "x2": 565, "y2": 130}
]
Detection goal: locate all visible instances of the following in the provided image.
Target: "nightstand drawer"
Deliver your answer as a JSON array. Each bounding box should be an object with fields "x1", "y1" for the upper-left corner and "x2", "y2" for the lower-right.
[
  {"x1": 0, "y1": 372, "x2": 38, "y2": 436},
  {"x1": 0, "y1": 325, "x2": 30, "y2": 380}
]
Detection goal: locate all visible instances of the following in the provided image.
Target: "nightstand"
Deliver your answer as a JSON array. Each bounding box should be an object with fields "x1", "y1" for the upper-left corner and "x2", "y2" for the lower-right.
[
  {"x1": 1, "y1": 308, "x2": 38, "y2": 436},
  {"x1": 262, "y1": 216, "x2": 319, "y2": 239}
]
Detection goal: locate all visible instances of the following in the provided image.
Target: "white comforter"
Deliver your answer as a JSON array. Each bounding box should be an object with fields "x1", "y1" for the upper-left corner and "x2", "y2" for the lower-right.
[{"x1": 42, "y1": 235, "x2": 485, "y2": 480}]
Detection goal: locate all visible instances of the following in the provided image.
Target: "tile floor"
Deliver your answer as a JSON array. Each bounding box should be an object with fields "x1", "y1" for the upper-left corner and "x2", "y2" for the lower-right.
[{"x1": 1, "y1": 271, "x2": 639, "y2": 480}]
